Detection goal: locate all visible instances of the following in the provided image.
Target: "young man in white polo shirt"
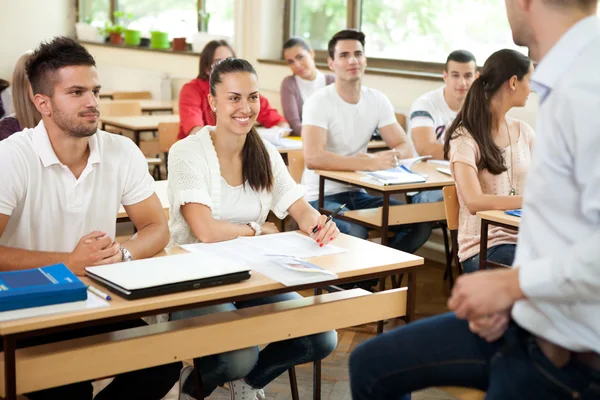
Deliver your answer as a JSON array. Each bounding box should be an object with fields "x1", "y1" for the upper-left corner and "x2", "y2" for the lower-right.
[
  {"x1": 0, "y1": 37, "x2": 181, "y2": 399},
  {"x1": 410, "y1": 50, "x2": 477, "y2": 204},
  {"x1": 349, "y1": 1, "x2": 600, "y2": 398},
  {"x1": 302, "y1": 29, "x2": 431, "y2": 255}
]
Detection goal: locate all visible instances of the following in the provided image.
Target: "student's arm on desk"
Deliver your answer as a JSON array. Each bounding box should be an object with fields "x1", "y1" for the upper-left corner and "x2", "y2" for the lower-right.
[
  {"x1": 121, "y1": 193, "x2": 170, "y2": 260},
  {"x1": 453, "y1": 162, "x2": 522, "y2": 214},
  {"x1": 302, "y1": 125, "x2": 402, "y2": 171},
  {"x1": 411, "y1": 126, "x2": 445, "y2": 160},
  {"x1": 0, "y1": 214, "x2": 117, "y2": 275},
  {"x1": 378, "y1": 122, "x2": 414, "y2": 159},
  {"x1": 181, "y1": 203, "x2": 277, "y2": 243}
]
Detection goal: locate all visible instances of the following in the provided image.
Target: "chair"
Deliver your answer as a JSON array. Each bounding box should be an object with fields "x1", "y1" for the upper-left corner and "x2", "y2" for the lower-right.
[
  {"x1": 287, "y1": 150, "x2": 305, "y2": 184},
  {"x1": 395, "y1": 112, "x2": 407, "y2": 132},
  {"x1": 99, "y1": 100, "x2": 161, "y2": 178},
  {"x1": 158, "y1": 122, "x2": 180, "y2": 178},
  {"x1": 111, "y1": 91, "x2": 153, "y2": 100},
  {"x1": 442, "y1": 185, "x2": 463, "y2": 287}
]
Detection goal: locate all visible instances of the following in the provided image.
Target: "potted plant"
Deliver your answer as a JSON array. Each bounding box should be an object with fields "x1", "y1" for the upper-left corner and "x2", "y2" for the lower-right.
[
  {"x1": 120, "y1": 12, "x2": 142, "y2": 46},
  {"x1": 150, "y1": 30, "x2": 170, "y2": 49},
  {"x1": 172, "y1": 19, "x2": 188, "y2": 51}
]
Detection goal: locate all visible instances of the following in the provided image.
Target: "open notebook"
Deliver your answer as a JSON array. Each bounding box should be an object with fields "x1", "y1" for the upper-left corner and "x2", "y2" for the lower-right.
[{"x1": 365, "y1": 156, "x2": 430, "y2": 186}]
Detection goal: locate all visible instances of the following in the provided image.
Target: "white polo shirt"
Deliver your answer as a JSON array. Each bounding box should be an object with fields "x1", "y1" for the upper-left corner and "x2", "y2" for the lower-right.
[
  {"x1": 512, "y1": 16, "x2": 600, "y2": 353},
  {"x1": 0, "y1": 121, "x2": 155, "y2": 253}
]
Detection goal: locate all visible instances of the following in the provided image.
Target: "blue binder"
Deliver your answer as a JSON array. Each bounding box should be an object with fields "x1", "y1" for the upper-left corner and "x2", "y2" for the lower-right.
[{"x1": 0, "y1": 264, "x2": 87, "y2": 312}]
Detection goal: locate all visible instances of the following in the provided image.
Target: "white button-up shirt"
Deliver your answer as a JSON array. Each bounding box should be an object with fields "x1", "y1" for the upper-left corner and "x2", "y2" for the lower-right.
[
  {"x1": 512, "y1": 16, "x2": 600, "y2": 353},
  {"x1": 0, "y1": 121, "x2": 154, "y2": 252}
]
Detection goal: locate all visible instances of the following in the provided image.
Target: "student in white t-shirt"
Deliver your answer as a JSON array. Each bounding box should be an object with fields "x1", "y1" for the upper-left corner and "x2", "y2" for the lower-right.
[
  {"x1": 0, "y1": 37, "x2": 180, "y2": 400},
  {"x1": 410, "y1": 50, "x2": 478, "y2": 204},
  {"x1": 280, "y1": 37, "x2": 335, "y2": 136},
  {"x1": 302, "y1": 29, "x2": 431, "y2": 254}
]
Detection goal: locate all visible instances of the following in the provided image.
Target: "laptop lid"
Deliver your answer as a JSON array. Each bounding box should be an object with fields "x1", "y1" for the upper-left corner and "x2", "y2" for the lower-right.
[{"x1": 85, "y1": 252, "x2": 250, "y2": 291}]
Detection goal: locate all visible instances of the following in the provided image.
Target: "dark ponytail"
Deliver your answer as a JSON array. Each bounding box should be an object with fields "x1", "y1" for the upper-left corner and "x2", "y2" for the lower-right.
[
  {"x1": 210, "y1": 58, "x2": 273, "y2": 192},
  {"x1": 444, "y1": 49, "x2": 531, "y2": 175}
]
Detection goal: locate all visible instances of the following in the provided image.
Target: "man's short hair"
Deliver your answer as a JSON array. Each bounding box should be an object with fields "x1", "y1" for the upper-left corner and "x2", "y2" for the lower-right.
[
  {"x1": 445, "y1": 50, "x2": 477, "y2": 71},
  {"x1": 327, "y1": 29, "x2": 366, "y2": 59},
  {"x1": 26, "y1": 36, "x2": 96, "y2": 96}
]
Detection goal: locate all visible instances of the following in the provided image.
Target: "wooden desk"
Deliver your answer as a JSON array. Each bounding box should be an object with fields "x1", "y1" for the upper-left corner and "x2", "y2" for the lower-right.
[
  {"x1": 117, "y1": 180, "x2": 168, "y2": 221},
  {"x1": 476, "y1": 210, "x2": 520, "y2": 269},
  {"x1": 100, "y1": 115, "x2": 180, "y2": 146},
  {"x1": 316, "y1": 162, "x2": 455, "y2": 244},
  {"x1": 100, "y1": 99, "x2": 175, "y2": 114},
  {"x1": 0, "y1": 234, "x2": 422, "y2": 399}
]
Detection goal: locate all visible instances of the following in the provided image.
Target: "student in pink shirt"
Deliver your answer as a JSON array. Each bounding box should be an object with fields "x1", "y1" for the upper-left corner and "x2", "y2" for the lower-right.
[{"x1": 443, "y1": 49, "x2": 535, "y2": 273}]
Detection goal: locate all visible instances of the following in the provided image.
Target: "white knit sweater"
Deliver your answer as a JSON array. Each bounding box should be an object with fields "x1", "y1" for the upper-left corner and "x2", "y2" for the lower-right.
[{"x1": 167, "y1": 126, "x2": 305, "y2": 246}]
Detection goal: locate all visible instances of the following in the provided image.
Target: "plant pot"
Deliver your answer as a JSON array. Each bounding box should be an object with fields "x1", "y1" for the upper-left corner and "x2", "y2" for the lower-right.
[
  {"x1": 109, "y1": 32, "x2": 123, "y2": 45},
  {"x1": 139, "y1": 37, "x2": 151, "y2": 47},
  {"x1": 172, "y1": 37, "x2": 187, "y2": 51},
  {"x1": 124, "y1": 29, "x2": 141, "y2": 46},
  {"x1": 150, "y1": 31, "x2": 170, "y2": 49}
]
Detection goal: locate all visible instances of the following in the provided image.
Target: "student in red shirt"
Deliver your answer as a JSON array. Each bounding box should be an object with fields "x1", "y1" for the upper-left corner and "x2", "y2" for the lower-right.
[{"x1": 178, "y1": 40, "x2": 289, "y2": 139}]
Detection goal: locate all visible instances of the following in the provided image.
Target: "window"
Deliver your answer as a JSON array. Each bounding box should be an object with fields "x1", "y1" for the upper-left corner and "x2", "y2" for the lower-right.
[
  {"x1": 292, "y1": 0, "x2": 348, "y2": 51},
  {"x1": 118, "y1": 0, "x2": 197, "y2": 40},
  {"x1": 286, "y1": 0, "x2": 527, "y2": 71},
  {"x1": 205, "y1": 0, "x2": 235, "y2": 37},
  {"x1": 76, "y1": 0, "x2": 235, "y2": 43},
  {"x1": 360, "y1": 0, "x2": 526, "y2": 64}
]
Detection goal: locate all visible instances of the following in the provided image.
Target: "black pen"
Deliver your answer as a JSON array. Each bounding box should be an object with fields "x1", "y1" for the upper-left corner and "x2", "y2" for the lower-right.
[{"x1": 312, "y1": 203, "x2": 346, "y2": 234}]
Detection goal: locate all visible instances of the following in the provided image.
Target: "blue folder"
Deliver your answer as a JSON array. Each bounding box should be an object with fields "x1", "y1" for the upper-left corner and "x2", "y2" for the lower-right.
[
  {"x1": 505, "y1": 209, "x2": 522, "y2": 218},
  {"x1": 0, "y1": 264, "x2": 87, "y2": 312}
]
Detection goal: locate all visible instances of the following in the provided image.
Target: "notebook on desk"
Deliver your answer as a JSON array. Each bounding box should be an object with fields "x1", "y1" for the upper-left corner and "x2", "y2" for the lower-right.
[{"x1": 85, "y1": 252, "x2": 251, "y2": 300}]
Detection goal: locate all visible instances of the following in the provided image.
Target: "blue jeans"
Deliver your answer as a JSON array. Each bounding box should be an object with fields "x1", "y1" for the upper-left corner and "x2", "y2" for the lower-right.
[
  {"x1": 462, "y1": 244, "x2": 516, "y2": 273},
  {"x1": 309, "y1": 191, "x2": 431, "y2": 253},
  {"x1": 411, "y1": 189, "x2": 443, "y2": 204},
  {"x1": 349, "y1": 312, "x2": 600, "y2": 400},
  {"x1": 170, "y1": 292, "x2": 337, "y2": 397}
]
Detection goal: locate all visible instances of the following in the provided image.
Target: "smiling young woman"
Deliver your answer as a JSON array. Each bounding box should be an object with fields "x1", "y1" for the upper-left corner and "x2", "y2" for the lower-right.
[
  {"x1": 280, "y1": 37, "x2": 335, "y2": 136},
  {"x1": 167, "y1": 58, "x2": 339, "y2": 400}
]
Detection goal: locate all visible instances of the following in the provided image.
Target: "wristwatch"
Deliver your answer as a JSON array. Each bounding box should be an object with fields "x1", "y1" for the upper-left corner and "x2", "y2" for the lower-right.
[
  {"x1": 120, "y1": 245, "x2": 133, "y2": 262},
  {"x1": 247, "y1": 221, "x2": 262, "y2": 236}
]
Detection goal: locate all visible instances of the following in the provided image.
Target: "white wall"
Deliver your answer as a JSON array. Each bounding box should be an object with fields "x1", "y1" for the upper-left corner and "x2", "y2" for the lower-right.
[{"x1": 0, "y1": 0, "x2": 74, "y2": 79}]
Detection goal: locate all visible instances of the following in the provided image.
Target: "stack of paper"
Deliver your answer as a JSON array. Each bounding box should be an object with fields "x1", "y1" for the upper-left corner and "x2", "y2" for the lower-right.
[
  {"x1": 256, "y1": 127, "x2": 295, "y2": 147},
  {"x1": 181, "y1": 232, "x2": 346, "y2": 286}
]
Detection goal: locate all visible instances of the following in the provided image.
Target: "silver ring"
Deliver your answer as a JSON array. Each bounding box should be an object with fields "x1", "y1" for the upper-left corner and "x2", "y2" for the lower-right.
[{"x1": 393, "y1": 155, "x2": 399, "y2": 167}]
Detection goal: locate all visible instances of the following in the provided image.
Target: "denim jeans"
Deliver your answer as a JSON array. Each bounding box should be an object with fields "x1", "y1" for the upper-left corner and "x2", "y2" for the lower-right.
[
  {"x1": 349, "y1": 312, "x2": 600, "y2": 400},
  {"x1": 170, "y1": 292, "x2": 338, "y2": 397},
  {"x1": 309, "y1": 191, "x2": 431, "y2": 254},
  {"x1": 1, "y1": 319, "x2": 182, "y2": 400},
  {"x1": 462, "y1": 244, "x2": 516, "y2": 273},
  {"x1": 411, "y1": 189, "x2": 444, "y2": 204}
]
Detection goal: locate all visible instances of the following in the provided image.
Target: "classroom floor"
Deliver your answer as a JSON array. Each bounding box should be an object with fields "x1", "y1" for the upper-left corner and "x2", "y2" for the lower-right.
[{"x1": 92, "y1": 259, "x2": 460, "y2": 400}]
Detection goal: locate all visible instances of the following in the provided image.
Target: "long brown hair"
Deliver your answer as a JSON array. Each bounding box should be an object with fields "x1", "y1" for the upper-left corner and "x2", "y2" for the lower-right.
[
  {"x1": 198, "y1": 40, "x2": 235, "y2": 80},
  {"x1": 443, "y1": 49, "x2": 531, "y2": 174},
  {"x1": 210, "y1": 58, "x2": 273, "y2": 192},
  {"x1": 12, "y1": 52, "x2": 41, "y2": 129}
]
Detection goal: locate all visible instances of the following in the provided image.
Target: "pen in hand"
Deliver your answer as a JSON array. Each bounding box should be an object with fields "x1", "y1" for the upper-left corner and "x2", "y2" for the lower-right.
[{"x1": 312, "y1": 203, "x2": 346, "y2": 234}]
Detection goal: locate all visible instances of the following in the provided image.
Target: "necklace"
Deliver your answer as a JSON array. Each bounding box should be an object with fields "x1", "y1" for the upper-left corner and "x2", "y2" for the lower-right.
[{"x1": 505, "y1": 119, "x2": 516, "y2": 196}]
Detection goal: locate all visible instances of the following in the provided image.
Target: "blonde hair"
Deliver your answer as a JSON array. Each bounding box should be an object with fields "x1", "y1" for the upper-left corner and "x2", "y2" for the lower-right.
[{"x1": 12, "y1": 52, "x2": 41, "y2": 129}]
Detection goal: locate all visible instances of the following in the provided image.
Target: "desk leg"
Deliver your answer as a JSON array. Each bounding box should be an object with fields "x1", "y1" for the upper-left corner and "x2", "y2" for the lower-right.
[
  {"x1": 134, "y1": 131, "x2": 141, "y2": 146},
  {"x1": 479, "y1": 220, "x2": 489, "y2": 271},
  {"x1": 380, "y1": 193, "x2": 390, "y2": 246},
  {"x1": 313, "y1": 288, "x2": 322, "y2": 400},
  {"x1": 193, "y1": 358, "x2": 204, "y2": 400},
  {"x1": 376, "y1": 277, "x2": 386, "y2": 334},
  {"x1": 318, "y1": 176, "x2": 325, "y2": 210},
  {"x1": 4, "y1": 336, "x2": 16, "y2": 400},
  {"x1": 406, "y1": 271, "x2": 417, "y2": 323}
]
